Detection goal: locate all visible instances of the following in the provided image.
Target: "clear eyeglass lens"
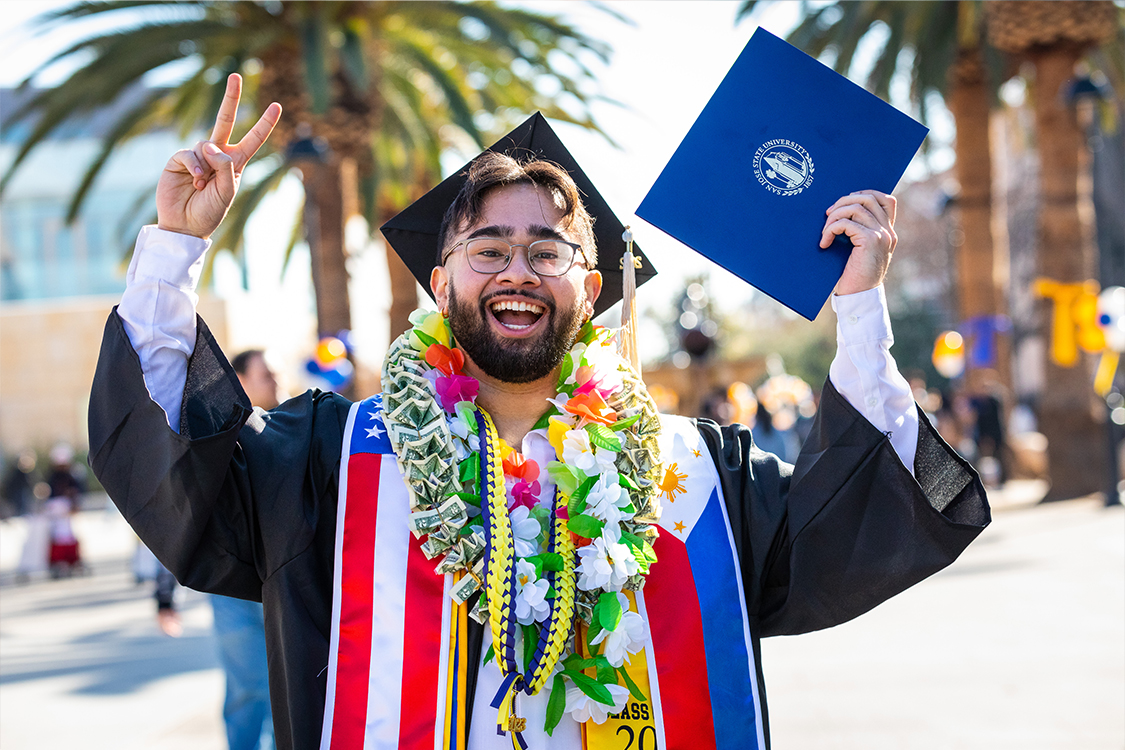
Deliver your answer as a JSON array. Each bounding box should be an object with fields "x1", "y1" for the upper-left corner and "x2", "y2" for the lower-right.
[{"x1": 464, "y1": 238, "x2": 576, "y2": 276}]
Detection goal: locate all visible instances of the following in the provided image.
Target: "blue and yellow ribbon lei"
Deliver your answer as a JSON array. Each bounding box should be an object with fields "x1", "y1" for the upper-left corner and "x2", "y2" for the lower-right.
[{"x1": 476, "y1": 409, "x2": 577, "y2": 749}]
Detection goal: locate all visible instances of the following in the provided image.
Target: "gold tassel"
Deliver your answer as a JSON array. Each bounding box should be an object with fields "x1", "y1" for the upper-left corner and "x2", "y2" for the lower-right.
[{"x1": 619, "y1": 227, "x2": 641, "y2": 374}]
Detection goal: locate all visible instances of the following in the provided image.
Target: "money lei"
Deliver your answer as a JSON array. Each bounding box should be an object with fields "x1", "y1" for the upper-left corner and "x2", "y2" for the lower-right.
[{"x1": 381, "y1": 310, "x2": 664, "y2": 740}]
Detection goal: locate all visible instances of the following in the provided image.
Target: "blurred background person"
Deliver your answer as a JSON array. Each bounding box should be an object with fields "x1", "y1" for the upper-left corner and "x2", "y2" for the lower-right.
[
  {"x1": 208, "y1": 348, "x2": 278, "y2": 750},
  {"x1": 751, "y1": 401, "x2": 800, "y2": 464},
  {"x1": 2, "y1": 449, "x2": 41, "y2": 518},
  {"x1": 46, "y1": 442, "x2": 85, "y2": 504},
  {"x1": 755, "y1": 367, "x2": 812, "y2": 463},
  {"x1": 232, "y1": 349, "x2": 280, "y2": 412},
  {"x1": 44, "y1": 443, "x2": 85, "y2": 577},
  {"x1": 154, "y1": 557, "x2": 183, "y2": 637},
  {"x1": 969, "y1": 370, "x2": 1009, "y2": 487},
  {"x1": 700, "y1": 386, "x2": 737, "y2": 425}
]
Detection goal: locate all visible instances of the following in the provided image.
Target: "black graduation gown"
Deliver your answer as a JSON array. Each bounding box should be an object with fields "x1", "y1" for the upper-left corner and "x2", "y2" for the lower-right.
[{"x1": 88, "y1": 310, "x2": 989, "y2": 750}]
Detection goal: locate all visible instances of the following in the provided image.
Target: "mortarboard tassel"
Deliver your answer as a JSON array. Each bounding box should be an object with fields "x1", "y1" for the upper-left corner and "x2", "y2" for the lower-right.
[{"x1": 619, "y1": 227, "x2": 642, "y2": 374}]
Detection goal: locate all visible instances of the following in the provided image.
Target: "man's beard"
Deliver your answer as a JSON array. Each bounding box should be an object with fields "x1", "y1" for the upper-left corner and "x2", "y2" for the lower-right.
[{"x1": 447, "y1": 283, "x2": 586, "y2": 384}]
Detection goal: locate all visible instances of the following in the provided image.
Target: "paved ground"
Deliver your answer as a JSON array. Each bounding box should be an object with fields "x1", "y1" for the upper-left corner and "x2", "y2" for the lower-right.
[
  {"x1": 1, "y1": 485, "x2": 1121, "y2": 749},
  {"x1": 761, "y1": 490, "x2": 1124, "y2": 750}
]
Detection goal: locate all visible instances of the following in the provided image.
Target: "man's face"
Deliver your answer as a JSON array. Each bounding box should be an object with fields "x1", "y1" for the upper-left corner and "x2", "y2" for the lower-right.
[
  {"x1": 431, "y1": 183, "x2": 602, "y2": 384},
  {"x1": 238, "y1": 353, "x2": 280, "y2": 410}
]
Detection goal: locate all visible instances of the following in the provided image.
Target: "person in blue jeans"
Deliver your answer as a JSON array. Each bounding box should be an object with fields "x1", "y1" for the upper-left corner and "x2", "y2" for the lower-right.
[
  {"x1": 211, "y1": 349, "x2": 281, "y2": 750},
  {"x1": 211, "y1": 593, "x2": 274, "y2": 750}
]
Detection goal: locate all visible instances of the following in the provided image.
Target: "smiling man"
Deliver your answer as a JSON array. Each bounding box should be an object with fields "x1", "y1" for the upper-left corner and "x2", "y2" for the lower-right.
[
  {"x1": 439, "y1": 168, "x2": 598, "y2": 388},
  {"x1": 89, "y1": 76, "x2": 989, "y2": 750}
]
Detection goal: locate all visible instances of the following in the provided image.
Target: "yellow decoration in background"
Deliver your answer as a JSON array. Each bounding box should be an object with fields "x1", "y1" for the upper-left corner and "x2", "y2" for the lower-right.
[
  {"x1": 932, "y1": 331, "x2": 965, "y2": 379},
  {"x1": 1033, "y1": 278, "x2": 1104, "y2": 367},
  {"x1": 1094, "y1": 287, "x2": 1125, "y2": 396},
  {"x1": 315, "y1": 336, "x2": 348, "y2": 365},
  {"x1": 1094, "y1": 351, "x2": 1120, "y2": 397}
]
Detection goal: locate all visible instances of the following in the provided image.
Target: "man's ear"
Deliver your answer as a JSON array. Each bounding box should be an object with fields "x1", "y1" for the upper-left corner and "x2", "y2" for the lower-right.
[
  {"x1": 431, "y1": 266, "x2": 450, "y2": 311},
  {"x1": 583, "y1": 270, "x2": 602, "y2": 320}
]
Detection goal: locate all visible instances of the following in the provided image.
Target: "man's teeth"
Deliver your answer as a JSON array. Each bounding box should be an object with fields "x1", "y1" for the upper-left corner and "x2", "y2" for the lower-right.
[
  {"x1": 490, "y1": 299, "x2": 545, "y2": 331},
  {"x1": 490, "y1": 299, "x2": 546, "y2": 315}
]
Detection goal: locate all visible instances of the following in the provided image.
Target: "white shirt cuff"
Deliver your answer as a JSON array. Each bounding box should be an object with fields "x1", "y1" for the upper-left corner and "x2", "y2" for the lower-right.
[
  {"x1": 831, "y1": 285, "x2": 893, "y2": 345},
  {"x1": 127, "y1": 225, "x2": 211, "y2": 289},
  {"x1": 828, "y1": 284, "x2": 918, "y2": 475}
]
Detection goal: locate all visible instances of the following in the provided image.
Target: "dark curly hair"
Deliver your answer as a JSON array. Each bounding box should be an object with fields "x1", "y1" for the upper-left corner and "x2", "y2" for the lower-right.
[{"x1": 436, "y1": 151, "x2": 597, "y2": 267}]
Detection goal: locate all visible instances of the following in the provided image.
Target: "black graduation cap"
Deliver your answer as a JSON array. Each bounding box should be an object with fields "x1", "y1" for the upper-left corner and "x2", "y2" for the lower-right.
[{"x1": 380, "y1": 112, "x2": 656, "y2": 318}]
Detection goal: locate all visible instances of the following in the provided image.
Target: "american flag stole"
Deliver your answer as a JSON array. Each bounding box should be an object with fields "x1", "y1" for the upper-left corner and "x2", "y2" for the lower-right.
[{"x1": 320, "y1": 397, "x2": 766, "y2": 750}]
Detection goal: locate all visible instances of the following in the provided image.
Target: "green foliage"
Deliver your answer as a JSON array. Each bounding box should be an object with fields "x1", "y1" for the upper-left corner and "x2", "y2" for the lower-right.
[
  {"x1": 2, "y1": 0, "x2": 617, "y2": 261},
  {"x1": 723, "y1": 310, "x2": 836, "y2": 390},
  {"x1": 619, "y1": 530, "x2": 657, "y2": 574},
  {"x1": 585, "y1": 615, "x2": 603, "y2": 653},
  {"x1": 595, "y1": 591, "x2": 622, "y2": 632},
  {"x1": 450, "y1": 491, "x2": 481, "y2": 507},
  {"x1": 561, "y1": 669, "x2": 614, "y2": 706},
  {"x1": 531, "y1": 408, "x2": 559, "y2": 432},
  {"x1": 585, "y1": 423, "x2": 623, "y2": 452},
  {"x1": 412, "y1": 329, "x2": 438, "y2": 348},
  {"x1": 547, "y1": 462, "x2": 580, "y2": 497},
  {"x1": 530, "y1": 551, "x2": 565, "y2": 573},
  {"x1": 567, "y1": 475, "x2": 599, "y2": 516},
  {"x1": 566, "y1": 513, "x2": 604, "y2": 540},
  {"x1": 544, "y1": 673, "x2": 567, "y2": 735},
  {"x1": 736, "y1": 1, "x2": 1006, "y2": 132},
  {"x1": 457, "y1": 453, "x2": 480, "y2": 484},
  {"x1": 617, "y1": 665, "x2": 647, "y2": 703},
  {"x1": 522, "y1": 623, "x2": 538, "y2": 670},
  {"x1": 609, "y1": 413, "x2": 641, "y2": 431}
]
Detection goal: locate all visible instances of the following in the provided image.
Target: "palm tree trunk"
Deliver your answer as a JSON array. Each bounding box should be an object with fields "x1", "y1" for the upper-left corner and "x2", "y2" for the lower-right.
[
  {"x1": 949, "y1": 47, "x2": 1010, "y2": 392},
  {"x1": 301, "y1": 157, "x2": 356, "y2": 399},
  {"x1": 1031, "y1": 45, "x2": 1105, "y2": 499},
  {"x1": 386, "y1": 245, "x2": 419, "y2": 344}
]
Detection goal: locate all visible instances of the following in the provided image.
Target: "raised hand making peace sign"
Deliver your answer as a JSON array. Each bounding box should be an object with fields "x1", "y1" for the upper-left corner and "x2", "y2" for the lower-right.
[{"x1": 156, "y1": 74, "x2": 282, "y2": 239}]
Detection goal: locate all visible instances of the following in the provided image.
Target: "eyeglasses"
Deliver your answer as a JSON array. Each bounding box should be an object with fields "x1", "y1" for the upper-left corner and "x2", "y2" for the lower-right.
[{"x1": 441, "y1": 237, "x2": 586, "y2": 277}]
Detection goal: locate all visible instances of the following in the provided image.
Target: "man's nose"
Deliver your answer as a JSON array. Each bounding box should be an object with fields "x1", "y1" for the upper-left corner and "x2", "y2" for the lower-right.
[{"x1": 494, "y1": 245, "x2": 541, "y2": 286}]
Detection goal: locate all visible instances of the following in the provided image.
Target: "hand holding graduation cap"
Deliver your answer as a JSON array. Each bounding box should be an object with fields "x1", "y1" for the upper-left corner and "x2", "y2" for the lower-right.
[
  {"x1": 822, "y1": 189, "x2": 898, "y2": 297},
  {"x1": 156, "y1": 74, "x2": 282, "y2": 240}
]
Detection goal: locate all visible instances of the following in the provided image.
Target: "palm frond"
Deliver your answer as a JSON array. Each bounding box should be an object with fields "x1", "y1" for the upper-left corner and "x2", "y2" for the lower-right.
[
  {"x1": 736, "y1": 1, "x2": 764, "y2": 24},
  {"x1": 394, "y1": 39, "x2": 481, "y2": 143},
  {"x1": 281, "y1": 200, "x2": 306, "y2": 277},
  {"x1": 210, "y1": 155, "x2": 292, "y2": 257},
  {"x1": 299, "y1": 7, "x2": 330, "y2": 115},
  {"x1": 1, "y1": 39, "x2": 191, "y2": 195},
  {"x1": 831, "y1": 1, "x2": 879, "y2": 76},
  {"x1": 65, "y1": 87, "x2": 169, "y2": 224},
  {"x1": 866, "y1": 6, "x2": 907, "y2": 99}
]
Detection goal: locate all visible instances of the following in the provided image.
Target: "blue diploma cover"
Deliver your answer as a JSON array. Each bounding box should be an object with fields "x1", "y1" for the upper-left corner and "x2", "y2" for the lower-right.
[{"x1": 637, "y1": 28, "x2": 928, "y2": 320}]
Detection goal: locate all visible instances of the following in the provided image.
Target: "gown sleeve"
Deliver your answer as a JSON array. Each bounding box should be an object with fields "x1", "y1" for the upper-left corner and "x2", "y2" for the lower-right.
[
  {"x1": 697, "y1": 376, "x2": 990, "y2": 638},
  {"x1": 87, "y1": 308, "x2": 351, "y2": 601}
]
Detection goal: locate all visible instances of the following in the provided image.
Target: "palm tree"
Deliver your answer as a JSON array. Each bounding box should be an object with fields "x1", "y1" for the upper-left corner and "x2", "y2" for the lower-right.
[
  {"x1": 984, "y1": 0, "x2": 1120, "y2": 500},
  {"x1": 737, "y1": 0, "x2": 1010, "y2": 391},
  {"x1": 1, "y1": 1, "x2": 615, "y2": 353}
]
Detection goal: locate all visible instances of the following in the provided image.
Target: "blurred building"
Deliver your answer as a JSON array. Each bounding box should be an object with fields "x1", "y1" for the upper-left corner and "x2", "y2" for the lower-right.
[{"x1": 0, "y1": 85, "x2": 229, "y2": 454}]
